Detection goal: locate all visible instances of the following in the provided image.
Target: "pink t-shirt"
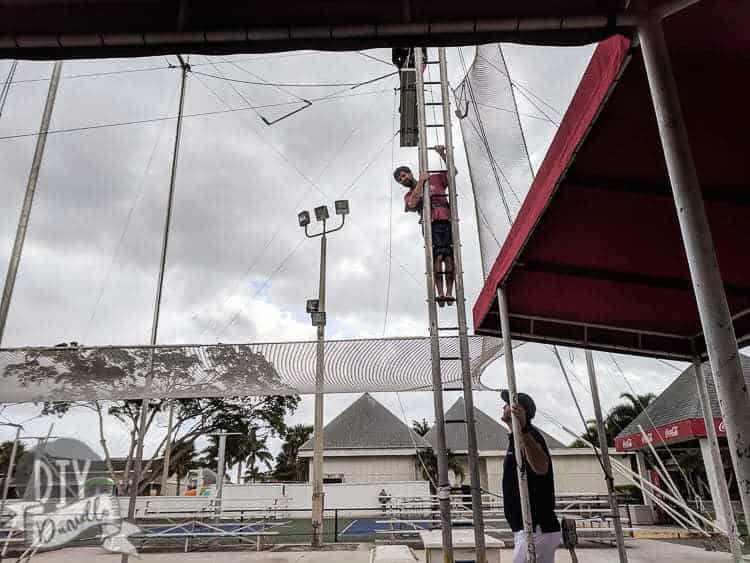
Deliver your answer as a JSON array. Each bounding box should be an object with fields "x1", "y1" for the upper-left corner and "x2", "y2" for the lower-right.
[{"x1": 404, "y1": 172, "x2": 450, "y2": 222}]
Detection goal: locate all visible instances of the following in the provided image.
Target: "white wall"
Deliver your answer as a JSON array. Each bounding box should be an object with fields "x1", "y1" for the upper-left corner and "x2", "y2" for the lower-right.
[
  {"x1": 315, "y1": 455, "x2": 420, "y2": 483},
  {"x1": 483, "y1": 450, "x2": 632, "y2": 495}
]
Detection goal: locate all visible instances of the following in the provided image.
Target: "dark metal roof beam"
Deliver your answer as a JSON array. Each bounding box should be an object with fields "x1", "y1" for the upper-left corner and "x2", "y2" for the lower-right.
[{"x1": 519, "y1": 260, "x2": 750, "y2": 295}]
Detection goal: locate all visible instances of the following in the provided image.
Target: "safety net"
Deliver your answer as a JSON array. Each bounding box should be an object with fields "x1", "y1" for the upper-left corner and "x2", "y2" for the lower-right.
[
  {"x1": 0, "y1": 336, "x2": 503, "y2": 402},
  {"x1": 453, "y1": 44, "x2": 534, "y2": 278}
]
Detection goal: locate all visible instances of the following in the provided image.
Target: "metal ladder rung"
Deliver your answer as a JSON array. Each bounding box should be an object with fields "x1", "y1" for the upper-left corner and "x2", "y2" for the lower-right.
[
  {"x1": 439, "y1": 356, "x2": 460, "y2": 361},
  {"x1": 426, "y1": 124, "x2": 445, "y2": 128},
  {"x1": 423, "y1": 81, "x2": 442, "y2": 85},
  {"x1": 425, "y1": 102, "x2": 443, "y2": 106},
  {"x1": 438, "y1": 326, "x2": 459, "y2": 331}
]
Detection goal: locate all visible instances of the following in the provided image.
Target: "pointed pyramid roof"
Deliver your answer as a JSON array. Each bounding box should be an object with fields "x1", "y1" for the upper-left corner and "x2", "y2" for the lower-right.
[
  {"x1": 300, "y1": 393, "x2": 430, "y2": 451},
  {"x1": 425, "y1": 397, "x2": 566, "y2": 452}
]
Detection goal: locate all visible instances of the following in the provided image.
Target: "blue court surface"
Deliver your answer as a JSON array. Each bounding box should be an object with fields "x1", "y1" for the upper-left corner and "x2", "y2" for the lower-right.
[{"x1": 339, "y1": 518, "x2": 438, "y2": 536}]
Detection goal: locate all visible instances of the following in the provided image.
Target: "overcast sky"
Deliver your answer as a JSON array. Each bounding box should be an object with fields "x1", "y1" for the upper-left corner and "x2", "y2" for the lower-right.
[{"x1": 0, "y1": 45, "x2": 694, "y2": 472}]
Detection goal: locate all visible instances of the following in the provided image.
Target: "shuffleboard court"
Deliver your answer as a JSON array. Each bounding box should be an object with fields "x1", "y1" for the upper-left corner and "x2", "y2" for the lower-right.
[{"x1": 338, "y1": 518, "x2": 437, "y2": 536}]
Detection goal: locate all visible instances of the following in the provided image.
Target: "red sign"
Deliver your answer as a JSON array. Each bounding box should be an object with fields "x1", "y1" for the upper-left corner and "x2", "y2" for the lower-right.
[{"x1": 615, "y1": 417, "x2": 726, "y2": 451}]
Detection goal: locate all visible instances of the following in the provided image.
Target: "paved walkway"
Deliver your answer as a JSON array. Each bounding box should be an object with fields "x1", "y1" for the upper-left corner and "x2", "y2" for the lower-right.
[{"x1": 26, "y1": 540, "x2": 744, "y2": 562}]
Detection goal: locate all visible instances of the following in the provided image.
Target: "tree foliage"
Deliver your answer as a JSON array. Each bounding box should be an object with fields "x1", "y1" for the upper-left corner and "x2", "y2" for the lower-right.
[
  {"x1": 417, "y1": 448, "x2": 465, "y2": 491},
  {"x1": 42, "y1": 394, "x2": 299, "y2": 495},
  {"x1": 570, "y1": 392, "x2": 656, "y2": 447},
  {"x1": 273, "y1": 424, "x2": 313, "y2": 482},
  {"x1": 411, "y1": 418, "x2": 431, "y2": 437}
]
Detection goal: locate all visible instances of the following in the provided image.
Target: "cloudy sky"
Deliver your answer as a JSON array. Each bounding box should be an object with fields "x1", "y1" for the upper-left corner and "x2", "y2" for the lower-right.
[{"x1": 0, "y1": 44, "x2": 693, "y2": 471}]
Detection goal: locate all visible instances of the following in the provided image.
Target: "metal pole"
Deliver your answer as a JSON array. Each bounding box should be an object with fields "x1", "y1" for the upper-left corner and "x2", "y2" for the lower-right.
[
  {"x1": 497, "y1": 287, "x2": 535, "y2": 563},
  {"x1": 584, "y1": 350, "x2": 628, "y2": 563},
  {"x1": 415, "y1": 46, "x2": 454, "y2": 563},
  {"x1": 692, "y1": 358, "x2": 743, "y2": 561},
  {"x1": 0, "y1": 426, "x2": 21, "y2": 516},
  {"x1": 216, "y1": 433, "x2": 227, "y2": 521},
  {"x1": 638, "y1": 13, "x2": 750, "y2": 529},
  {"x1": 311, "y1": 227, "x2": 326, "y2": 548},
  {"x1": 160, "y1": 402, "x2": 175, "y2": 495},
  {"x1": 122, "y1": 56, "x2": 188, "y2": 563},
  {"x1": 437, "y1": 47, "x2": 486, "y2": 563},
  {"x1": 0, "y1": 61, "x2": 62, "y2": 344}
]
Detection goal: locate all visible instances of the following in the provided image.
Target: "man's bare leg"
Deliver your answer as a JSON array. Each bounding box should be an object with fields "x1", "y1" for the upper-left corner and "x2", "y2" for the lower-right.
[
  {"x1": 434, "y1": 255, "x2": 446, "y2": 299},
  {"x1": 445, "y1": 256, "x2": 455, "y2": 301}
]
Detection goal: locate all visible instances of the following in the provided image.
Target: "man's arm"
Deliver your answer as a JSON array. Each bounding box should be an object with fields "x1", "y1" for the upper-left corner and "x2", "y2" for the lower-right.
[
  {"x1": 511, "y1": 404, "x2": 550, "y2": 475},
  {"x1": 404, "y1": 172, "x2": 429, "y2": 211},
  {"x1": 520, "y1": 431, "x2": 550, "y2": 475}
]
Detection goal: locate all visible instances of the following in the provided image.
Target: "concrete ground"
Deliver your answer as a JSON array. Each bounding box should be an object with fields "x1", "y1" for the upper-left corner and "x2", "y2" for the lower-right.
[{"x1": 26, "y1": 540, "x2": 746, "y2": 562}]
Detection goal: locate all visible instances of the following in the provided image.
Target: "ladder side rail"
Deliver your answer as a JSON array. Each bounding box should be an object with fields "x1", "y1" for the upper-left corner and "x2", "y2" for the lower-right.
[
  {"x1": 414, "y1": 46, "x2": 454, "y2": 563},
  {"x1": 437, "y1": 46, "x2": 488, "y2": 563}
]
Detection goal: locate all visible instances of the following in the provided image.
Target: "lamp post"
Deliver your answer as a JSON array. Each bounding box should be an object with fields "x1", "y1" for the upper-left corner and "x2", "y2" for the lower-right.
[{"x1": 298, "y1": 200, "x2": 349, "y2": 548}]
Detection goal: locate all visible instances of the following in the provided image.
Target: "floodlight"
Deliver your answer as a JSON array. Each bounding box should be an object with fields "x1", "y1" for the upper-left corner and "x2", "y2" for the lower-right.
[
  {"x1": 314, "y1": 205, "x2": 329, "y2": 222},
  {"x1": 334, "y1": 200, "x2": 349, "y2": 216},
  {"x1": 311, "y1": 311, "x2": 327, "y2": 327},
  {"x1": 306, "y1": 299, "x2": 320, "y2": 313},
  {"x1": 298, "y1": 210, "x2": 310, "y2": 227}
]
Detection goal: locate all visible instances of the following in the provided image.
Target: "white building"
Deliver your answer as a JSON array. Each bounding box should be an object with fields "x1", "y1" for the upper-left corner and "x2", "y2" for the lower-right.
[{"x1": 299, "y1": 393, "x2": 632, "y2": 495}]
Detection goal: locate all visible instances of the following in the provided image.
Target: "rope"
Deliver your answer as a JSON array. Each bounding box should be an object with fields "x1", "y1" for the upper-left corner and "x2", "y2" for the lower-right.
[
  {"x1": 191, "y1": 69, "x2": 398, "y2": 89},
  {"x1": 383, "y1": 90, "x2": 397, "y2": 337},
  {"x1": 0, "y1": 60, "x2": 18, "y2": 119}
]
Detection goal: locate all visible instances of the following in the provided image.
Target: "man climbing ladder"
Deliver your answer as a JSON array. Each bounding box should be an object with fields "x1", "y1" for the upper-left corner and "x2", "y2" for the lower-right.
[
  {"x1": 391, "y1": 46, "x2": 490, "y2": 563},
  {"x1": 394, "y1": 144, "x2": 455, "y2": 305}
]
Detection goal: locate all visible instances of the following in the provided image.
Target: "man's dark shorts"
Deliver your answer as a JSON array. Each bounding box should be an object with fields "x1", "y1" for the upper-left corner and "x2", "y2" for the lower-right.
[{"x1": 431, "y1": 220, "x2": 453, "y2": 258}]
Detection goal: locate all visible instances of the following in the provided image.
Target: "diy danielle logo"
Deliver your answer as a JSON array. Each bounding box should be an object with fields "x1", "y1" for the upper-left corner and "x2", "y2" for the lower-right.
[{"x1": 7, "y1": 457, "x2": 141, "y2": 557}]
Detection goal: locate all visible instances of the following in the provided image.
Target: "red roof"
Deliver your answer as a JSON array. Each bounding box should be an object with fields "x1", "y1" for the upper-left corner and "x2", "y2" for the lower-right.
[{"x1": 473, "y1": 0, "x2": 750, "y2": 360}]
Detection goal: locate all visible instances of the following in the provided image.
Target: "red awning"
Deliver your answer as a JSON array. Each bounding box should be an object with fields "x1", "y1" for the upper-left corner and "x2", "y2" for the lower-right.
[
  {"x1": 615, "y1": 417, "x2": 726, "y2": 452},
  {"x1": 473, "y1": 0, "x2": 750, "y2": 360},
  {"x1": 0, "y1": 0, "x2": 673, "y2": 60}
]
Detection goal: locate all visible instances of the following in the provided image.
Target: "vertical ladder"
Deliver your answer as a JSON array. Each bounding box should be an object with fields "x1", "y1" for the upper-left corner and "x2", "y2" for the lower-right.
[{"x1": 414, "y1": 47, "x2": 488, "y2": 563}]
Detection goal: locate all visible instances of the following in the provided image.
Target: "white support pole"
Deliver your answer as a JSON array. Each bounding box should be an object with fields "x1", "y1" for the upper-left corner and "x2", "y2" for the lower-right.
[
  {"x1": 311, "y1": 229, "x2": 326, "y2": 548},
  {"x1": 215, "y1": 433, "x2": 227, "y2": 521},
  {"x1": 160, "y1": 401, "x2": 175, "y2": 495},
  {"x1": 585, "y1": 350, "x2": 628, "y2": 563},
  {"x1": 693, "y1": 359, "x2": 743, "y2": 561},
  {"x1": 634, "y1": 452, "x2": 654, "y2": 509},
  {"x1": 638, "y1": 13, "x2": 750, "y2": 529},
  {"x1": 438, "y1": 46, "x2": 487, "y2": 563},
  {"x1": 122, "y1": 57, "x2": 188, "y2": 563},
  {"x1": 0, "y1": 61, "x2": 62, "y2": 344},
  {"x1": 497, "y1": 287, "x2": 536, "y2": 563},
  {"x1": 415, "y1": 46, "x2": 454, "y2": 563}
]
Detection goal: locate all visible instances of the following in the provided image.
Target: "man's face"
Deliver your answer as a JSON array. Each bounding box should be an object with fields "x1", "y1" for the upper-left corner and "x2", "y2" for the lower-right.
[{"x1": 398, "y1": 169, "x2": 415, "y2": 187}]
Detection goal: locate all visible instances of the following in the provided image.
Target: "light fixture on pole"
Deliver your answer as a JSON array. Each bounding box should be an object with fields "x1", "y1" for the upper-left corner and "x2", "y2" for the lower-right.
[{"x1": 297, "y1": 199, "x2": 349, "y2": 548}]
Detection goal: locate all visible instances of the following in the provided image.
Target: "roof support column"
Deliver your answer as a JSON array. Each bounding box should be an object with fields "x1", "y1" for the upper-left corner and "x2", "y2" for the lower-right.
[
  {"x1": 497, "y1": 287, "x2": 536, "y2": 563},
  {"x1": 693, "y1": 359, "x2": 743, "y2": 561},
  {"x1": 585, "y1": 351, "x2": 628, "y2": 563},
  {"x1": 638, "y1": 11, "x2": 750, "y2": 530}
]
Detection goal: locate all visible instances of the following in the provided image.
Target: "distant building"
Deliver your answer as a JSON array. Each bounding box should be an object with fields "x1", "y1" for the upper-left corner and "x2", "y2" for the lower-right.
[
  {"x1": 8, "y1": 437, "x2": 176, "y2": 499},
  {"x1": 615, "y1": 354, "x2": 750, "y2": 521},
  {"x1": 299, "y1": 393, "x2": 632, "y2": 495},
  {"x1": 299, "y1": 393, "x2": 427, "y2": 483}
]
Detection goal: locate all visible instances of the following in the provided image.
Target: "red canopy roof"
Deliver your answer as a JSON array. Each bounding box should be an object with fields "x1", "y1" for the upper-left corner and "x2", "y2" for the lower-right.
[
  {"x1": 1, "y1": 0, "x2": 668, "y2": 60},
  {"x1": 473, "y1": 0, "x2": 750, "y2": 360}
]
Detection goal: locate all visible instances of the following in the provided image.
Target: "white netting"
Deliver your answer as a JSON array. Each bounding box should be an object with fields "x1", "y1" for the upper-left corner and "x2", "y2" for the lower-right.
[
  {"x1": 0, "y1": 336, "x2": 503, "y2": 401},
  {"x1": 454, "y1": 44, "x2": 534, "y2": 277}
]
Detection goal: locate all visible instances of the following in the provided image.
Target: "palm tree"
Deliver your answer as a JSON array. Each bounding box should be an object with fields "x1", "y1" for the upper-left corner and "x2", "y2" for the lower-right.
[
  {"x1": 169, "y1": 442, "x2": 199, "y2": 494},
  {"x1": 417, "y1": 448, "x2": 465, "y2": 490},
  {"x1": 241, "y1": 430, "x2": 273, "y2": 483},
  {"x1": 273, "y1": 424, "x2": 313, "y2": 481},
  {"x1": 570, "y1": 392, "x2": 657, "y2": 447},
  {"x1": 412, "y1": 418, "x2": 431, "y2": 437}
]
